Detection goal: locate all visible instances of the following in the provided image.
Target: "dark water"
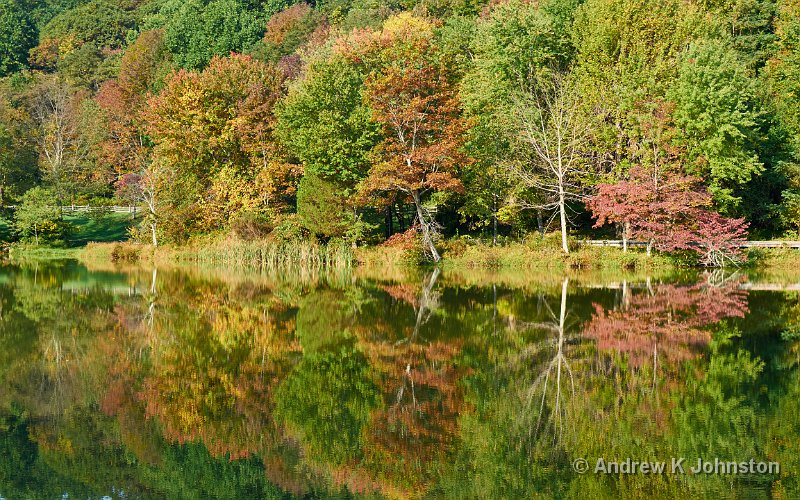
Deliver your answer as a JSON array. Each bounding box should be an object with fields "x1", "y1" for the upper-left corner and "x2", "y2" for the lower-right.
[{"x1": 0, "y1": 260, "x2": 798, "y2": 499}]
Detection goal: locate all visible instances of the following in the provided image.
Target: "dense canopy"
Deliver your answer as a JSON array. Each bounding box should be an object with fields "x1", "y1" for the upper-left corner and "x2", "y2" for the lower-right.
[{"x1": 0, "y1": 0, "x2": 798, "y2": 258}]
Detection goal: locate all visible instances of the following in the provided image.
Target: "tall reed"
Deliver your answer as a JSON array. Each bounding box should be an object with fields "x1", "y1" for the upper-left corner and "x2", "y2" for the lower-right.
[{"x1": 174, "y1": 239, "x2": 354, "y2": 274}]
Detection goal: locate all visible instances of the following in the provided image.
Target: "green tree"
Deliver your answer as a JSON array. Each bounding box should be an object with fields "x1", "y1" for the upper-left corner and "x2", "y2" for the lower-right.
[
  {"x1": 277, "y1": 54, "x2": 378, "y2": 186},
  {"x1": 669, "y1": 40, "x2": 766, "y2": 210},
  {"x1": 0, "y1": 0, "x2": 37, "y2": 76},
  {"x1": 766, "y1": 1, "x2": 800, "y2": 231},
  {"x1": 296, "y1": 172, "x2": 358, "y2": 240},
  {"x1": 39, "y1": 0, "x2": 135, "y2": 49},
  {"x1": 14, "y1": 187, "x2": 63, "y2": 245},
  {"x1": 460, "y1": 0, "x2": 576, "y2": 240},
  {"x1": 163, "y1": 0, "x2": 267, "y2": 70}
]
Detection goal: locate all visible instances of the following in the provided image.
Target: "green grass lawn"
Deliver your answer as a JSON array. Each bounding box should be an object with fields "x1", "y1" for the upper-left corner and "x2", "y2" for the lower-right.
[{"x1": 66, "y1": 212, "x2": 136, "y2": 245}]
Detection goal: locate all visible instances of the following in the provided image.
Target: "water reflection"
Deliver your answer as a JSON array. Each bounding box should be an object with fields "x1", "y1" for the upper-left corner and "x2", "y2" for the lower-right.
[{"x1": 0, "y1": 260, "x2": 797, "y2": 498}]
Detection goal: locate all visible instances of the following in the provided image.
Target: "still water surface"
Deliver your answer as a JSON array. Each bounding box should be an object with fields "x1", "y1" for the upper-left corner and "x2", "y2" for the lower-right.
[{"x1": 1, "y1": 260, "x2": 799, "y2": 499}]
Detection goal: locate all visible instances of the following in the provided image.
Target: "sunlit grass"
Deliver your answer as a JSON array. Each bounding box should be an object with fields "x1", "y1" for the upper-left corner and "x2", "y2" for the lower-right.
[{"x1": 66, "y1": 212, "x2": 135, "y2": 245}]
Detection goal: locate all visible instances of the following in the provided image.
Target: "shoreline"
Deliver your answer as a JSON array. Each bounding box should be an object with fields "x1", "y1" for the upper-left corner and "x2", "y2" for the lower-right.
[{"x1": 7, "y1": 234, "x2": 800, "y2": 277}]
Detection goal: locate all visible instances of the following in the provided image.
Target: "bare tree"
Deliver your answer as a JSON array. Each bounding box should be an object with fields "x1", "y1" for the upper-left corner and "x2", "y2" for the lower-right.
[
  {"x1": 27, "y1": 77, "x2": 89, "y2": 211},
  {"x1": 139, "y1": 160, "x2": 171, "y2": 247},
  {"x1": 509, "y1": 73, "x2": 589, "y2": 254}
]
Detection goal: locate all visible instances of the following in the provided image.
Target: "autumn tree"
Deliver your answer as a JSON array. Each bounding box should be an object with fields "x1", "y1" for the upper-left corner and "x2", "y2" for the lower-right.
[
  {"x1": 341, "y1": 14, "x2": 470, "y2": 261},
  {"x1": 26, "y1": 76, "x2": 90, "y2": 211},
  {"x1": 0, "y1": 86, "x2": 37, "y2": 205},
  {"x1": 589, "y1": 165, "x2": 750, "y2": 265},
  {"x1": 251, "y1": 3, "x2": 325, "y2": 64},
  {"x1": 95, "y1": 30, "x2": 172, "y2": 245},
  {"x1": 588, "y1": 166, "x2": 709, "y2": 252},
  {"x1": 145, "y1": 54, "x2": 289, "y2": 241}
]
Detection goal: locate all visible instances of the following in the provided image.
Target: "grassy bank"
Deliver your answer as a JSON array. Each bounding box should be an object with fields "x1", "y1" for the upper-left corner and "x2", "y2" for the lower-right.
[
  {"x1": 7, "y1": 246, "x2": 83, "y2": 260},
  {"x1": 18, "y1": 229, "x2": 800, "y2": 278},
  {"x1": 6, "y1": 212, "x2": 135, "y2": 260},
  {"x1": 355, "y1": 233, "x2": 677, "y2": 274}
]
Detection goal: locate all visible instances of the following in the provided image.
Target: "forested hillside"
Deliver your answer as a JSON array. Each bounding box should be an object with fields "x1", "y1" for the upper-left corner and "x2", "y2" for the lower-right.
[{"x1": 0, "y1": 0, "x2": 797, "y2": 261}]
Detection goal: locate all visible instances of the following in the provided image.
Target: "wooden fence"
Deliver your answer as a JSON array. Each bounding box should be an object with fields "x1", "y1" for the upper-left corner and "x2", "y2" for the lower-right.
[
  {"x1": 584, "y1": 239, "x2": 800, "y2": 249},
  {"x1": 3, "y1": 205, "x2": 139, "y2": 213}
]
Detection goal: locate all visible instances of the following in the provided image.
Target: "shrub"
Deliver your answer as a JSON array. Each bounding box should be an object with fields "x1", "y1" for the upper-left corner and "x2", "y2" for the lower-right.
[
  {"x1": 230, "y1": 210, "x2": 274, "y2": 240},
  {"x1": 87, "y1": 196, "x2": 114, "y2": 222},
  {"x1": 110, "y1": 243, "x2": 140, "y2": 263},
  {"x1": 271, "y1": 214, "x2": 308, "y2": 243},
  {"x1": 297, "y1": 172, "x2": 355, "y2": 240},
  {"x1": 14, "y1": 187, "x2": 74, "y2": 246}
]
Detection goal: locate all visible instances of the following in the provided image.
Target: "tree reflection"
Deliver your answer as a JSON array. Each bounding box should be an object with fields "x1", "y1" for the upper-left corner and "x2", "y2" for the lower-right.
[
  {"x1": 0, "y1": 262, "x2": 797, "y2": 498},
  {"x1": 584, "y1": 275, "x2": 749, "y2": 374},
  {"x1": 515, "y1": 278, "x2": 577, "y2": 447}
]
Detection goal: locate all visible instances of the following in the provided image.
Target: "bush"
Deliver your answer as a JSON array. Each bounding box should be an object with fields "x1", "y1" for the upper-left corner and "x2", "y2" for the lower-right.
[
  {"x1": 271, "y1": 214, "x2": 308, "y2": 243},
  {"x1": 87, "y1": 197, "x2": 114, "y2": 222},
  {"x1": 14, "y1": 187, "x2": 74, "y2": 246},
  {"x1": 230, "y1": 210, "x2": 273, "y2": 240},
  {"x1": 110, "y1": 243, "x2": 140, "y2": 263},
  {"x1": 297, "y1": 172, "x2": 355, "y2": 240}
]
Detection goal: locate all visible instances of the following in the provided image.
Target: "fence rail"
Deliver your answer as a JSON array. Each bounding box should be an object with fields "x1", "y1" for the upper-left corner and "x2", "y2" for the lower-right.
[
  {"x1": 2, "y1": 205, "x2": 139, "y2": 213},
  {"x1": 61, "y1": 205, "x2": 138, "y2": 213},
  {"x1": 584, "y1": 239, "x2": 800, "y2": 249}
]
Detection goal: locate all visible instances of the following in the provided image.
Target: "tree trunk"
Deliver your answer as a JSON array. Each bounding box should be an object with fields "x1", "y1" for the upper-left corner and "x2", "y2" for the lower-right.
[
  {"x1": 385, "y1": 205, "x2": 393, "y2": 238},
  {"x1": 492, "y1": 194, "x2": 498, "y2": 247},
  {"x1": 34, "y1": 224, "x2": 38, "y2": 246},
  {"x1": 559, "y1": 277, "x2": 568, "y2": 332},
  {"x1": 352, "y1": 206, "x2": 359, "y2": 248},
  {"x1": 558, "y1": 187, "x2": 569, "y2": 254},
  {"x1": 646, "y1": 240, "x2": 653, "y2": 257},
  {"x1": 623, "y1": 222, "x2": 629, "y2": 253},
  {"x1": 396, "y1": 203, "x2": 405, "y2": 232},
  {"x1": 150, "y1": 221, "x2": 157, "y2": 247},
  {"x1": 537, "y1": 210, "x2": 544, "y2": 236},
  {"x1": 411, "y1": 190, "x2": 440, "y2": 262}
]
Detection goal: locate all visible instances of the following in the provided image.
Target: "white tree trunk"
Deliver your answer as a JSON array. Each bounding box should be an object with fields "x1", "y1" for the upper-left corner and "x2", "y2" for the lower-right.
[
  {"x1": 558, "y1": 187, "x2": 569, "y2": 254},
  {"x1": 623, "y1": 222, "x2": 629, "y2": 253},
  {"x1": 150, "y1": 220, "x2": 157, "y2": 247},
  {"x1": 412, "y1": 191, "x2": 440, "y2": 262}
]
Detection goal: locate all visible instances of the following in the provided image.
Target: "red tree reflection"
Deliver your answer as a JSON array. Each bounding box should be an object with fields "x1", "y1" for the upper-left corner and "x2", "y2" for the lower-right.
[{"x1": 584, "y1": 279, "x2": 748, "y2": 369}]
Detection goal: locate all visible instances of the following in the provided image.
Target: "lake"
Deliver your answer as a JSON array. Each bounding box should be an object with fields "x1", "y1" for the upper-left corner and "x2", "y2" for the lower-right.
[{"x1": 0, "y1": 260, "x2": 798, "y2": 499}]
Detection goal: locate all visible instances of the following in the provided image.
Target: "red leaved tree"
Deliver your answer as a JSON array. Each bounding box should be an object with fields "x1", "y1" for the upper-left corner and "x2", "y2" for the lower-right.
[
  {"x1": 588, "y1": 166, "x2": 749, "y2": 266},
  {"x1": 587, "y1": 99, "x2": 749, "y2": 266},
  {"x1": 340, "y1": 14, "x2": 470, "y2": 261}
]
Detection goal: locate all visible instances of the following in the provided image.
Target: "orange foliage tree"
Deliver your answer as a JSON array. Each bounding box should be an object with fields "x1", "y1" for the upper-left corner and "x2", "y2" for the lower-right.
[
  {"x1": 339, "y1": 14, "x2": 470, "y2": 261},
  {"x1": 144, "y1": 54, "x2": 293, "y2": 241}
]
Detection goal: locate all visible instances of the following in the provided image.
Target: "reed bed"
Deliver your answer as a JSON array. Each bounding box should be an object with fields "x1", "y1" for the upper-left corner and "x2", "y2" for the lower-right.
[{"x1": 172, "y1": 239, "x2": 354, "y2": 273}]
